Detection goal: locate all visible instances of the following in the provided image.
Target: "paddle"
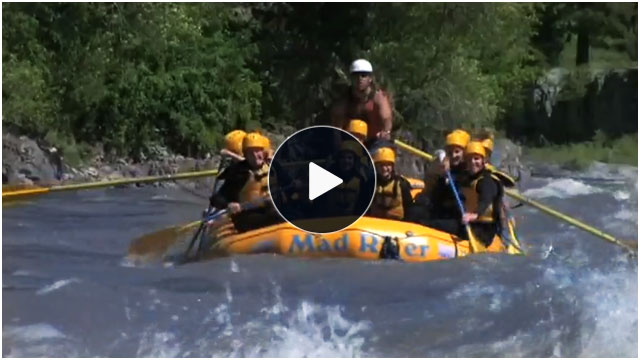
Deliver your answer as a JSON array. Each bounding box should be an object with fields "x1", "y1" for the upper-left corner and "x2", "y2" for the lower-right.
[
  {"x1": 394, "y1": 139, "x2": 637, "y2": 256},
  {"x1": 127, "y1": 209, "x2": 229, "y2": 264},
  {"x1": 127, "y1": 219, "x2": 203, "y2": 263},
  {"x1": 2, "y1": 169, "x2": 220, "y2": 200},
  {"x1": 505, "y1": 189, "x2": 637, "y2": 255},
  {"x1": 444, "y1": 168, "x2": 486, "y2": 253},
  {"x1": 127, "y1": 195, "x2": 270, "y2": 263},
  {"x1": 499, "y1": 204, "x2": 525, "y2": 255},
  {"x1": 182, "y1": 154, "x2": 236, "y2": 258},
  {"x1": 182, "y1": 207, "x2": 226, "y2": 260}
]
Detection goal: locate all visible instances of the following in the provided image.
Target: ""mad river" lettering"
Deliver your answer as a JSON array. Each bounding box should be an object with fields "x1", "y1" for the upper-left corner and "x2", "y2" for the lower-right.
[{"x1": 288, "y1": 233, "x2": 433, "y2": 257}]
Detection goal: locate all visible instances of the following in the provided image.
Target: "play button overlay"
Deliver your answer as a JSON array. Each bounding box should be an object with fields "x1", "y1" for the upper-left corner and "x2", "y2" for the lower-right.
[
  {"x1": 268, "y1": 126, "x2": 376, "y2": 233},
  {"x1": 308, "y1": 162, "x2": 343, "y2": 200}
]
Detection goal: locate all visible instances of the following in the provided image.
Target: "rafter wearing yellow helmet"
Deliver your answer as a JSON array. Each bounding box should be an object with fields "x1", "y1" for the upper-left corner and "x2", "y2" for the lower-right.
[
  {"x1": 372, "y1": 147, "x2": 396, "y2": 164},
  {"x1": 465, "y1": 141, "x2": 486, "y2": 159},
  {"x1": 346, "y1": 119, "x2": 368, "y2": 141},
  {"x1": 224, "y1": 130, "x2": 247, "y2": 157},
  {"x1": 368, "y1": 146, "x2": 413, "y2": 221},
  {"x1": 446, "y1": 130, "x2": 471, "y2": 149},
  {"x1": 209, "y1": 130, "x2": 275, "y2": 229},
  {"x1": 481, "y1": 138, "x2": 494, "y2": 159},
  {"x1": 242, "y1": 132, "x2": 269, "y2": 151},
  {"x1": 460, "y1": 140, "x2": 506, "y2": 249},
  {"x1": 442, "y1": 129, "x2": 470, "y2": 173}
]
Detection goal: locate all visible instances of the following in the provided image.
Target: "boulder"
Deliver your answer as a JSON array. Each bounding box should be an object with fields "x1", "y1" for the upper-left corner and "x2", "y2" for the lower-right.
[{"x1": 2, "y1": 133, "x2": 58, "y2": 184}]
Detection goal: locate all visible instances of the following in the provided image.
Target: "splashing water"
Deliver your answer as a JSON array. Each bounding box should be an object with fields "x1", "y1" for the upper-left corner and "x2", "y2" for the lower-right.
[
  {"x1": 3, "y1": 163, "x2": 637, "y2": 357},
  {"x1": 523, "y1": 178, "x2": 604, "y2": 199}
]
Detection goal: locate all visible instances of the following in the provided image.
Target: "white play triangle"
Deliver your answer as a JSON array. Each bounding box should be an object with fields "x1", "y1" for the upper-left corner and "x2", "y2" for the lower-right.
[{"x1": 308, "y1": 162, "x2": 343, "y2": 200}]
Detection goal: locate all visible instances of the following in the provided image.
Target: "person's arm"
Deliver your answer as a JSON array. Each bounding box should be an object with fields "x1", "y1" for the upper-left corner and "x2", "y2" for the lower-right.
[
  {"x1": 209, "y1": 185, "x2": 231, "y2": 209},
  {"x1": 209, "y1": 165, "x2": 246, "y2": 209},
  {"x1": 374, "y1": 91, "x2": 393, "y2": 138},
  {"x1": 399, "y1": 177, "x2": 414, "y2": 220},
  {"x1": 475, "y1": 176, "x2": 498, "y2": 215}
]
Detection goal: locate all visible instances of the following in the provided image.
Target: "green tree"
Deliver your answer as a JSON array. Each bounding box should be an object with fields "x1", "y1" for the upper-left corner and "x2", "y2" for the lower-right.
[
  {"x1": 366, "y1": 3, "x2": 541, "y2": 143},
  {"x1": 2, "y1": 3, "x2": 262, "y2": 159}
]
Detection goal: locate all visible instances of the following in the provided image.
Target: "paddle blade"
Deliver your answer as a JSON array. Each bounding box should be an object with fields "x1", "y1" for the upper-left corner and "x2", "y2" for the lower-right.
[
  {"x1": 466, "y1": 225, "x2": 487, "y2": 253},
  {"x1": 622, "y1": 239, "x2": 638, "y2": 257},
  {"x1": 127, "y1": 221, "x2": 201, "y2": 264}
]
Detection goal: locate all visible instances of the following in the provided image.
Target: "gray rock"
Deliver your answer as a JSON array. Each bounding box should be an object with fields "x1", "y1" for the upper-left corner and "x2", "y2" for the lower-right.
[
  {"x1": 3, "y1": 133, "x2": 57, "y2": 184},
  {"x1": 86, "y1": 167, "x2": 98, "y2": 177},
  {"x1": 106, "y1": 171, "x2": 124, "y2": 181},
  {"x1": 99, "y1": 165, "x2": 113, "y2": 174}
]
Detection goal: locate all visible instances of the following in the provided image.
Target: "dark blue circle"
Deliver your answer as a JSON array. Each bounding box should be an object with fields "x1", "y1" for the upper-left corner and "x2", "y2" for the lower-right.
[{"x1": 268, "y1": 126, "x2": 376, "y2": 233}]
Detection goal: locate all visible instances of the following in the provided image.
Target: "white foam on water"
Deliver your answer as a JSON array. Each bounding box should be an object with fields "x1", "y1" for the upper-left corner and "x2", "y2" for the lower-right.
[
  {"x1": 613, "y1": 209, "x2": 636, "y2": 221},
  {"x1": 446, "y1": 283, "x2": 511, "y2": 313},
  {"x1": 602, "y1": 180, "x2": 637, "y2": 238},
  {"x1": 577, "y1": 264, "x2": 638, "y2": 357},
  {"x1": 603, "y1": 208, "x2": 638, "y2": 238},
  {"x1": 36, "y1": 278, "x2": 80, "y2": 295},
  {"x1": 131, "y1": 281, "x2": 371, "y2": 358},
  {"x1": 3, "y1": 323, "x2": 66, "y2": 342},
  {"x1": 150, "y1": 194, "x2": 170, "y2": 201},
  {"x1": 612, "y1": 190, "x2": 630, "y2": 201},
  {"x1": 3, "y1": 323, "x2": 83, "y2": 357},
  {"x1": 584, "y1": 162, "x2": 638, "y2": 182},
  {"x1": 242, "y1": 301, "x2": 371, "y2": 358},
  {"x1": 230, "y1": 260, "x2": 239, "y2": 273},
  {"x1": 11, "y1": 270, "x2": 33, "y2": 276},
  {"x1": 136, "y1": 330, "x2": 181, "y2": 357},
  {"x1": 523, "y1": 178, "x2": 603, "y2": 199},
  {"x1": 260, "y1": 282, "x2": 288, "y2": 318}
]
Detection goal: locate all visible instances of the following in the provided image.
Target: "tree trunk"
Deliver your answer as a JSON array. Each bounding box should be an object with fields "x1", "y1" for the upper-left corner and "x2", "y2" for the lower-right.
[{"x1": 576, "y1": 28, "x2": 590, "y2": 66}]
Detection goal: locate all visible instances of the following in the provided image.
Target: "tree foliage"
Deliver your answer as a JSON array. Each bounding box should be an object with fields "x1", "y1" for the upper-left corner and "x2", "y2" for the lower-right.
[
  {"x1": 2, "y1": 3, "x2": 636, "y2": 159},
  {"x1": 3, "y1": 3, "x2": 261, "y2": 159}
]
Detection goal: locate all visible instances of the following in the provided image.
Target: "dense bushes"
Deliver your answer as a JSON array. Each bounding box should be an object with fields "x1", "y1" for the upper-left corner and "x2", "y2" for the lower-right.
[
  {"x1": 2, "y1": 3, "x2": 636, "y2": 161},
  {"x1": 3, "y1": 3, "x2": 261, "y2": 159}
]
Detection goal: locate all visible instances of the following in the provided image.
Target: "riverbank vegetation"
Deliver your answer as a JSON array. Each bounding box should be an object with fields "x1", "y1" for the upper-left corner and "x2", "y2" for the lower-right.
[
  {"x1": 527, "y1": 132, "x2": 638, "y2": 169},
  {"x1": 2, "y1": 3, "x2": 637, "y2": 163}
]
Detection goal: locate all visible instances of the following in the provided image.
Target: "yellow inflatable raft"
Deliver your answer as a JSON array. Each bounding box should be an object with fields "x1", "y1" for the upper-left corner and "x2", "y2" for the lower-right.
[{"x1": 201, "y1": 216, "x2": 508, "y2": 262}]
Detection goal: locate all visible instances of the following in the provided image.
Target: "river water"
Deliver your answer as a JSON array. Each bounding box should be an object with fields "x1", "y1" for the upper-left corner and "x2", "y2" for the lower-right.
[{"x1": 2, "y1": 162, "x2": 637, "y2": 357}]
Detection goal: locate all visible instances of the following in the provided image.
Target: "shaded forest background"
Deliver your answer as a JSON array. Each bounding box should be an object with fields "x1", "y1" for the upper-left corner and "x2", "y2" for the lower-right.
[{"x1": 2, "y1": 3, "x2": 637, "y2": 162}]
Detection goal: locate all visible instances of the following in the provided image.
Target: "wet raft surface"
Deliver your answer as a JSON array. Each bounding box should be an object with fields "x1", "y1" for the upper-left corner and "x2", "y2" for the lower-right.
[{"x1": 3, "y1": 164, "x2": 638, "y2": 357}]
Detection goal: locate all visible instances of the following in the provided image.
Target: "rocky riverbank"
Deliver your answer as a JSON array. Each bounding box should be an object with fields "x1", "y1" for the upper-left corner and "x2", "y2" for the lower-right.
[
  {"x1": 3, "y1": 131, "x2": 527, "y2": 189},
  {"x1": 2, "y1": 133, "x2": 221, "y2": 190}
]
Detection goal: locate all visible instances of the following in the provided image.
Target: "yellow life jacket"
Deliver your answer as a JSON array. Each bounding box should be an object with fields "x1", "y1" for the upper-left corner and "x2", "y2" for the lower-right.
[
  {"x1": 370, "y1": 176, "x2": 405, "y2": 220},
  {"x1": 238, "y1": 163, "x2": 270, "y2": 203},
  {"x1": 462, "y1": 170, "x2": 503, "y2": 223},
  {"x1": 486, "y1": 163, "x2": 516, "y2": 188}
]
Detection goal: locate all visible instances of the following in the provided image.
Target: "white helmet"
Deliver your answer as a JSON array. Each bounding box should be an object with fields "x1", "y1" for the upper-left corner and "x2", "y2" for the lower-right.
[{"x1": 349, "y1": 59, "x2": 373, "y2": 73}]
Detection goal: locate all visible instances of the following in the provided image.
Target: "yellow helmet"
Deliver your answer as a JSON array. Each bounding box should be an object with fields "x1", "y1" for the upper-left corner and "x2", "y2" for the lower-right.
[
  {"x1": 224, "y1": 130, "x2": 247, "y2": 156},
  {"x1": 339, "y1": 140, "x2": 363, "y2": 157},
  {"x1": 446, "y1": 130, "x2": 470, "y2": 149},
  {"x1": 346, "y1": 119, "x2": 368, "y2": 138},
  {"x1": 242, "y1": 132, "x2": 268, "y2": 151},
  {"x1": 453, "y1": 129, "x2": 470, "y2": 143},
  {"x1": 262, "y1": 134, "x2": 272, "y2": 150},
  {"x1": 481, "y1": 138, "x2": 494, "y2": 153},
  {"x1": 373, "y1": 147, "x2": 396, "y2": 164},
  {"x1": 465, "y1": 141, "x2": 486, "y2": 158}
]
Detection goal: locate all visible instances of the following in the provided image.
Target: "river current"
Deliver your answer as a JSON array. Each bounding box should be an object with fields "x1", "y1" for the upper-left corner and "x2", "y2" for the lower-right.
[{"x1": 2, "y1": 162, "x2": 637, "y2": 357}]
